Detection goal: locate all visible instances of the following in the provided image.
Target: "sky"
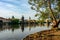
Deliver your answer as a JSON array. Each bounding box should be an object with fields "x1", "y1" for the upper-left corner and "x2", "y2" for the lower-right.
[{"x1": 0, "y1": 0, "x2": 37, "y2": 19}]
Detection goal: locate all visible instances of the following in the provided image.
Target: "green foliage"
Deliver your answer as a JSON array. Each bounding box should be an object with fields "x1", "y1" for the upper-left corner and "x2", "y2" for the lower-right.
[
  {"x1": 35, "y1": 13, "x2": 40, "y2": 17},
  {"x1": 28, "y1": 0, "x2": 60, "y2": 20},
  {"x1": 35, "y1": 11, "x2": 49, "y2": 20},
  {"x1": 10, "y1": 16, "x2": 19, "y2": 24},
  {"x1": 11, "y1": 19, "x2": 19, "y2": 24},
  {"x1": 12, "y1": 16, "x2": 15, "y2": 19}
]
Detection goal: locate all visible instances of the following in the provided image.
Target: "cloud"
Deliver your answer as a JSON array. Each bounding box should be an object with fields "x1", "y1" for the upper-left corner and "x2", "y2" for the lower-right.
[
  {"x1": 0, "y1": 6, "x2": 37, "y2": 19},
  {"x1": 0, "y1": 7, "x2": 16, "y2": 18},
  {"x1": 0, "y1": 1, "x2": 17, "y2": 9},
  {"x1": 21, "y1": 3, "x2": 30, "y2": 8},
  {"x1": 0, "y1": 0, "x2": 21, "y2": 18},
  {"x1": 0, "y1": 0, "x2": 37, "y2": 19}
]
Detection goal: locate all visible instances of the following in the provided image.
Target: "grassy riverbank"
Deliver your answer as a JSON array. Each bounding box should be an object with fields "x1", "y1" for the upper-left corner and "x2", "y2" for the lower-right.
[{"x1": 23, "y1": 28, "x2": 60, "y2": 40}]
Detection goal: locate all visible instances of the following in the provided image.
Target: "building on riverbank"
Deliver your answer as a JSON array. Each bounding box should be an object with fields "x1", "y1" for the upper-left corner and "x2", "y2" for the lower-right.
[{"x1": 0, "y1": 17, "x2": 11, "y2": 23}]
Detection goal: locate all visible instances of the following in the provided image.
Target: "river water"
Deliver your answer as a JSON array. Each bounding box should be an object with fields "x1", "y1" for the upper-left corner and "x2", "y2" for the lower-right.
[{"x1": 0, "y1": 24, "x2": 51, "y2": 40}]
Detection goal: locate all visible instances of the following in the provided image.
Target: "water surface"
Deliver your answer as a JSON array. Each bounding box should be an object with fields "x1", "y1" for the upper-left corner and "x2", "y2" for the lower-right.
[{"x1": 0, "y1": 24, "x2": 51, "y2": 40}]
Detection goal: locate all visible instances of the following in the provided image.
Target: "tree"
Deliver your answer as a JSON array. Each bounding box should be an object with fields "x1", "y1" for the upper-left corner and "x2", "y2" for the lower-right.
[
  {"x1": 11, "y1": 16, "x2": 19, "y2": 24},
  {"x1": 11, "y1": 19, "x2": 19, "y2": 24},
  {"x1": 28, "y1": 0, "x2": 60, "y2": 28},
  {"x1": 12, "y1": 16, "x2": 15, "y2": 19}
]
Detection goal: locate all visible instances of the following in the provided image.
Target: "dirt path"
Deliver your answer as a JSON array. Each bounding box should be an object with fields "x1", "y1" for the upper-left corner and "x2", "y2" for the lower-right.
[{"x1": 23, "y1": 28, "x2": 60, "y2": 40}]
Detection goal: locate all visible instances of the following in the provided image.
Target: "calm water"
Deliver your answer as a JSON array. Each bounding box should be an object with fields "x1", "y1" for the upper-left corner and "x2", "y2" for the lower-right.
[{"x1": 0, "y1": 24, "x2": 51, "y2": 40}]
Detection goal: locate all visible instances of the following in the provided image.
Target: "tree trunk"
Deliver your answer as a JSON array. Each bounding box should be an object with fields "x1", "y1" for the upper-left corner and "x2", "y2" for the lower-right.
[
  {"x1": 53, "y1": 20, "x2": 60, "y2": 28},
  {"x1": 47, "y1": 0, "x2": 58, "y2": 28}
]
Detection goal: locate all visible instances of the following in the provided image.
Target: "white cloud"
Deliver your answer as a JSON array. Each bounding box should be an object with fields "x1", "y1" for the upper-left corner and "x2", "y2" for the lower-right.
[
  {"x1": 6, "y1": 4, "x2": 15, "y2": 8},
  {"x1": 21, "y1": 4, "x2": 30, "y2": 8},
  {"x1": 0, "y1": 1, "x2": 17, "y2": 8},
  {"x1": 0, "y1": 7, "x2": 19, "y2": 18},
  {"x1": 0, "y1": 1, "x2": 19, "y2": 13},
  {"x1": 0, "y1": 0, "x2": 37, "y2": 19},
  {"x1": 1, "y1": 0, "x2": 17, "y2": 2},
  {"x1": 0, "y1": 7, "x2": 37, "y2": 19}
]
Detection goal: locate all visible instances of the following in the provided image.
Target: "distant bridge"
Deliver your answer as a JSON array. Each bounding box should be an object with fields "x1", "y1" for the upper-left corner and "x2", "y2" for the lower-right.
[{"x1": 0, "y1": 17, "x2": 10, "y2": 23}]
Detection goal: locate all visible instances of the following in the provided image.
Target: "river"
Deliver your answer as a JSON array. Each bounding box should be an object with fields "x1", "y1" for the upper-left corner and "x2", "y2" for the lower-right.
[{"x1": 0, "y1": 24, "x2": 51, "y2": 40}]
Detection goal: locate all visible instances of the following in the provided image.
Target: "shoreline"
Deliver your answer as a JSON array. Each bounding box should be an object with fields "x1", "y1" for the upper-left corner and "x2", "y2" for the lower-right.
[{"x1": 23, "y1": 28, "x2": 60, "y2": 40}]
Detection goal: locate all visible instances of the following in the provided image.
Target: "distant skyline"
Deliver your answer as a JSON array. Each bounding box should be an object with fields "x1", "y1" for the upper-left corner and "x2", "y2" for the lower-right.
[{"x1": 0, "y1": 0, "x2": 37, "y2": 19}]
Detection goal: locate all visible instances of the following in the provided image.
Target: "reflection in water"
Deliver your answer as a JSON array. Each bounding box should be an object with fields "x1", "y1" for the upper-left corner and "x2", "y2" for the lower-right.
[
  {"x1": 0, "y1": 24, "x2": 3, "y2": 31},
  {"x1": 21, "y1": 24, "x2": 24, "y2": 32},
  {"x1": 28, "y1": 24, "x2": 35, "y2": 31},
  {"x1": 0, "y1": 24, "x2": 51, "y2": 40},
  {"x1": 0, "y1": 24, "x2": 42, "y2": 32},
  {"x1": 0, "y1": 24, "x2": 3, "y2": 28},
  {"x1": 12, "y1": 28, "x2": 14, "y2": 32},
  {"x1": 28, "y1": 25, "x2": 32, "y2": 31},
  {"x1": 11, "y1": 25, "x2": 19, "y2": 32},
  {"x1": 0, "y1": 24, "x2": 49, "y2": 32},
  {"x1": 0, "y1": 20, "x2": 3, "y2": 28}
]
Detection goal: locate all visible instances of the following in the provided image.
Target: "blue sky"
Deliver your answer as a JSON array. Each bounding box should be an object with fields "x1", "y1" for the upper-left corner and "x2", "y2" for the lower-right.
[{"x1": 0, "y1": 0, "x2": 37, "y2": 19}]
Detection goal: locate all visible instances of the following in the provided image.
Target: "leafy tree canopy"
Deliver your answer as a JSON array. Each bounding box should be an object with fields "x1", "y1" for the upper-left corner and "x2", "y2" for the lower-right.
[{"x1": 28, "y1": 0, "x2": 60, "y2": 20}]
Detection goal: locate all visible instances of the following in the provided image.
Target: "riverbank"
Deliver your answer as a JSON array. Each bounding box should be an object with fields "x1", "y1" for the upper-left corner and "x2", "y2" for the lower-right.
[{"x1": 23, "y1": 28, "x2": 60, "y2": 40}]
